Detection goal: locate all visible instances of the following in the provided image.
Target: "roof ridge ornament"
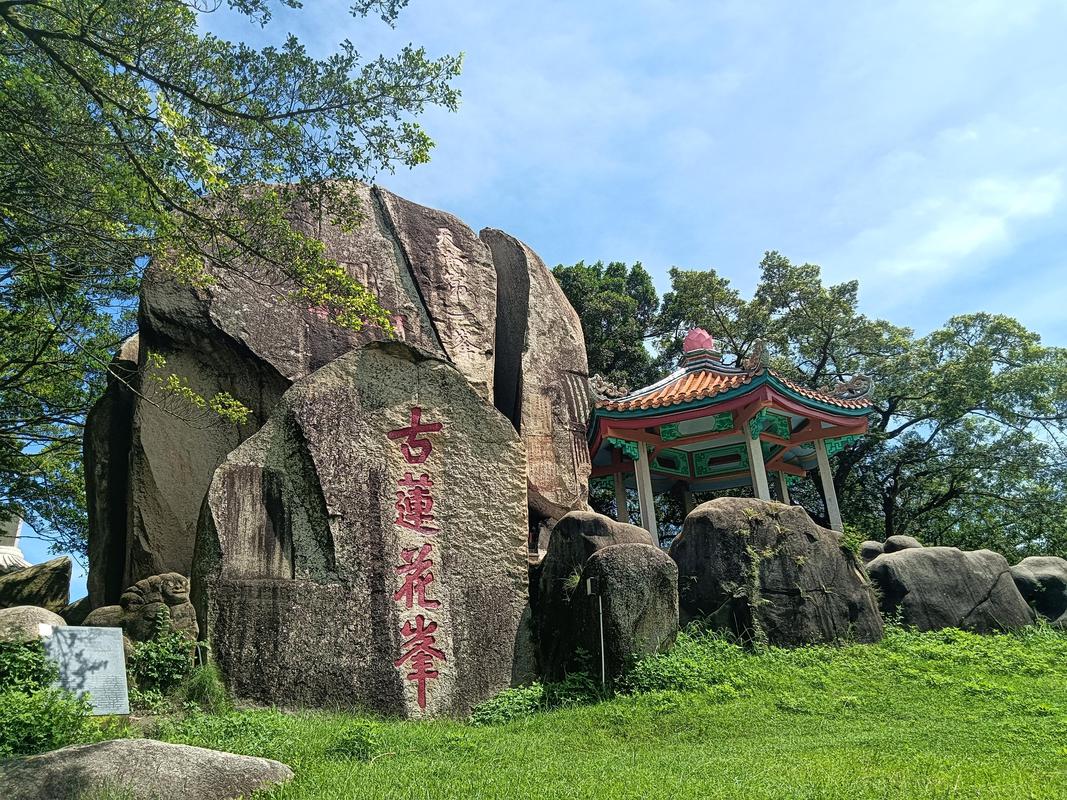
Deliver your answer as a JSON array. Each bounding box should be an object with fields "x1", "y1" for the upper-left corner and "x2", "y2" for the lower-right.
[
  {"x1": 680, "y1": 327, "x2": 723, "y2": 368},
  {"x1": 741, "y1": 339, "x2": 769, "y2": 373},
  {"x1": 589, "y1": 373, "x2": 629, "y2": 400},
  {"x1": 824, "y1": 374, "x2": 874, "y2": 400}
]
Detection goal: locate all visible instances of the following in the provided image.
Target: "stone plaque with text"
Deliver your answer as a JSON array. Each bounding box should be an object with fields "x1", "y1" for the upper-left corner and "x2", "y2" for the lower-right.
[{"x1": 42, "y1": 626, "x2": 129, "y2": 715}]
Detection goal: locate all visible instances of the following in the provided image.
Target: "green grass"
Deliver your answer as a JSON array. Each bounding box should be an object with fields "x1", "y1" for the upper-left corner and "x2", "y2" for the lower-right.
[{"x1": 150, "y1": 626, "x2": 1067, "y2": 799}]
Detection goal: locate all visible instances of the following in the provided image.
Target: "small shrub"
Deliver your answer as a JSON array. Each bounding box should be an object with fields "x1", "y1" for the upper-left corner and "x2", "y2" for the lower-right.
[
  {"x1": 469, "y1": 683, "x2": 545, "y2": 726},
  {"x1": 0, "y1": 688, "x2": 92, "y2": 757},
  {"x1": 327, "y1": 719, "x2": 381, "y2": 760},
  {"x1": 128, "y1": 686, "x2": 169, "y2": 714},
  {"x1": 0, "y1": 640, "x2": 57, "y2": 693},
  {"x1": 177, "y1": 661, "x2": 232, "y2": 714},
  {"x1": 543, "y1": 671, "x2": 602, "y2": 708},
  {"x1": 127, "y1": 609, "x2": 194, "y2": 694}
]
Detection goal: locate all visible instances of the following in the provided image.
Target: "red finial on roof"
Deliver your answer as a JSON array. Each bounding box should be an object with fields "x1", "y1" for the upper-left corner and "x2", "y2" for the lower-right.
[{"x1": 683, "y1": 328, "x2": 716, "y2": 353}]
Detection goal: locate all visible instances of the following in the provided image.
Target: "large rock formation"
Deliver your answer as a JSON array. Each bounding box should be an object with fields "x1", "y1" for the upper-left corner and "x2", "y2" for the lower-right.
[
  {"x1": 481, "y1": 229, "x2": 592, "y2": 522},
  {"x1": 0, "y1": 557, "x2": 71, "y2": 613},
  {"x1": 1010, "y1": 555, "x2": 1067, "y2": 626},
  {"x1": 866, "y1": 547, "x2": 1034, "y2": 633},
  {"x1": 194, "y1": 342, "x2": 529, "y2": 718},
  {"x1": 534, "y1": 511, "x2": 668, "y2": 679},
  {"x1": 85, "y1": 184, "x2": 590, "y2": 604},
  {"x1": 669, "y1": 498, "x2": 884, "y2": 646},
  {"x1": 0, "y1": 739, "x2": 293, "y2": 800}
]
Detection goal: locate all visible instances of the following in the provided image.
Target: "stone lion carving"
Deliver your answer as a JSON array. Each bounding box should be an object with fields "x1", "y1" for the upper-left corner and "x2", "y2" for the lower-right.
[
  {"x1": 83, "y1": 572, "x2": 198, "y2": 644},
  {"x1": 589, "y1": 373, "x2": 629, "y2": 399}
]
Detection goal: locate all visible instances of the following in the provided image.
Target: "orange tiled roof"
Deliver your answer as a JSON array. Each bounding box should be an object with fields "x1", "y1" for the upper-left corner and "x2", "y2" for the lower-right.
[{"x1": 597, "y1": 367, "x2": 871, "y2": 413}]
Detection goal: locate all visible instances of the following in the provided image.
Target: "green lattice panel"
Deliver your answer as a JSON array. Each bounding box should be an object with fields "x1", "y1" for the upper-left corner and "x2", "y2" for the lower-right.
[{"x1": 693, "y1": 444, "x2": 749, "y2": 477}]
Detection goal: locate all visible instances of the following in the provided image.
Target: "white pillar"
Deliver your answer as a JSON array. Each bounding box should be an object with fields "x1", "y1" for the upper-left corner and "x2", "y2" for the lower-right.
[
  {"x1": 742, "y1": 421, "x2": 772, "y2": 501},
  {"x1": 634, "y1": 445, "x2": 659, "y2": 541},
  {"x1": 774, "y1": 471, "x2": 790, "y2": 505},
  {"x1": 613, "y1": 471, "x2": 628, "y2": 524},
  {"x1": 814, "y1": 438, "x2": 844, "y2": 532}
]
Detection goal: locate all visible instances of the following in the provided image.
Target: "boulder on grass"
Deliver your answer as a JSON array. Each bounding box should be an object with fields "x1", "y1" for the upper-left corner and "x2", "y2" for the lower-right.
[
  {"x1": 576, "y1": 543, "x2": 678, "y2": 680},
  {"x1": 883, "y1": 535, "x2": 923, "y2": 553},
  {"x1": 0, "y1": 557, "x2": 71, "y2": 612},
  {"x1": 1011, "y1": 556, "x2": 1067, "y2": 625},
  {"x1": 866, "y1": 547, "x2": 1033, "y2": 633},
  {"x1": 0, "y1": 606, "x2": 66, "y2": 642},
  {"x1": 0, "y1": 739, "x2": 293, "y2": 800},
  {"x1": 669, "y1": 498, "x2": 883, "y2": 646}
]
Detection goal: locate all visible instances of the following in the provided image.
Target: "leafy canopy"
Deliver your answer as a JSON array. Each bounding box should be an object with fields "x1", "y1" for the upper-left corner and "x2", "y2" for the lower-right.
[{"x1": 0, "y1": 0, "x2": 460, "y2": 550}]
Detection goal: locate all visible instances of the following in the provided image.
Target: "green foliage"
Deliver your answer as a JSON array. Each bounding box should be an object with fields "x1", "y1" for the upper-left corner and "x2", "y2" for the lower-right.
[
  {"x1": 0, "y1": 639, "x2": 57, "y2": 693},
  {"x1": 0, "y1": 687, "x2": 92, "y2": 757},
  {"x1": 469, "y1": 683, "x2": 545, "y2": 726},
  {"x1": 552, "y1": 260, "x2": 661, "y2": 389},
  {"x1": 0, "y1": 0, "x2": 460, "y2": 553},
  {"x1": 177, "y1": 661, "x2": 232, "y2": 715},
  {"x1": 127, "y1": 610, "x2": 194, "y2": 695}
]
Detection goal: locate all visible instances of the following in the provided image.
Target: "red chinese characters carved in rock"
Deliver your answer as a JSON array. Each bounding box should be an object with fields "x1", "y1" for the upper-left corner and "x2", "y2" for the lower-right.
[
  {"x1": 394, "y1": 542, "x2": 441, "y2": 610},
  {"x1": 394, "y1": 472, "x2": 439, "y2": 534},
  {"x1": 394, "y1": 614, "x2": 446, "y2": 711},
  {"x1": 387, "y1": 406, "x2": 443, "y2": 464},
  {"x1": 388, "y1": 407, "x2": 447, "y2": 710}
]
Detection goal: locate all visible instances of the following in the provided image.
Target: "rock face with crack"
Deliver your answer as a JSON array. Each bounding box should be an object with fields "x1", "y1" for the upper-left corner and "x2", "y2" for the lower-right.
[
  {"x1": 194, "y1": 342, "x2": 528, "y2": 718},
  {"x1": 1010, "y1": 555, "x2": 1067, "y2": 626},
  {"x1": 84, "y1": 183, "x2": 590, "y2": 604},
  {"x1": 481, "y1": 228, "x2": 593, "y2": 523},
  {"x1": 0, "y1": 739, "x2": 293, "y2": 800},
  {"x1": 669, "y1": 498, "x2": 884, "y2": 646},
  {"x1": 866, "y1": 547, "x2": 1034, "y2": 633}
]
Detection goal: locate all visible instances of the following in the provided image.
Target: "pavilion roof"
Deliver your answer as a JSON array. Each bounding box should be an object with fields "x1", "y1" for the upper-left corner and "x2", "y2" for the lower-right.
[{"x1": 594, "y1": 329, "x2": 873, "y2": 416}]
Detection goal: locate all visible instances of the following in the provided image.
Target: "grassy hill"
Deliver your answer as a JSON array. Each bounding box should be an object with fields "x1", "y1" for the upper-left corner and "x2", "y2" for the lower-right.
[{"x1": 150, "y1": 624, "x2": 1067, "y2": 799}]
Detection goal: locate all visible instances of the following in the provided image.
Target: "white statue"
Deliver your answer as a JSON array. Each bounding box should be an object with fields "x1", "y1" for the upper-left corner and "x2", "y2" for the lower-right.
[{"x1": 0, "y1": 515, "x2": 31, "y2": 574}]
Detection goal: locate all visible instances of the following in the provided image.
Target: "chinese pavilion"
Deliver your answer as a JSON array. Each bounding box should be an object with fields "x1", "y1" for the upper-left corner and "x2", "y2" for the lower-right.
[{"x1": 587, "y1": 329, "x2": 873, "y2": 539}]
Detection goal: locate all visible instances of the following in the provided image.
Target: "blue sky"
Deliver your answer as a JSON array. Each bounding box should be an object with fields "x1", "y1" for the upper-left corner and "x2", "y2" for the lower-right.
[{"x1": 23, "y1": 0, "x2": 1067, "y2": 599}]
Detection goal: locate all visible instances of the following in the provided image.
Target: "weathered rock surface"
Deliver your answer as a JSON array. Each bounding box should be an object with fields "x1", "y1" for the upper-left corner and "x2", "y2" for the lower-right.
[
  {"x1": 195, "y1": 342, "x2": 528, "y2": 718},
  {"x1": 0, "y1": 739, "x2": 293, "y2": 800},
  {"x1": 574, "y1": 543, "x2": 678, "y2": 680},
  {"x1": 859, "y1": 540, "x2": 884, "y2": 563},
  {"x1": 60, "y1": 597, "x2": 91, "y2": 626},
  {"x1": 0, "y1": 558, "x2": 71, "y2": 613},
  {"x1": 1010, "y1": 556, "x2": 1067, "y2": 625},
  {"x1": 86, "y1": 183, "x2": 591, "y2": 602},
  {"x1": 866, "y1": 547, "x2": 1033, "y2": 633},
  {"x1": 481, "y1": 228, "x2": 593, "y2": 522},
  {"x1": 535, "y1": 511, "x2": 657, "y2": 677},
  {"x1": 669, "y1": 498, "x2": 883, "y2": 646},
  {"x1": 0, "y1": 606, "x2": 66, "y2": 642},
  {"x1": 84, "y1": 334, "x2": 139, "y2": 607},
  {"x1": 883, "y1": 534, "x2": 923, "y2": 553},
  {"x1": 83, "y1": 573, "x2": 198, "y2": 643}
]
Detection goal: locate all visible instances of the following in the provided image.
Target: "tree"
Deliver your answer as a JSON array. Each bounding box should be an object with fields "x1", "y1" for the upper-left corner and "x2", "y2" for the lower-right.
[
  {"x1": 1, "y1": 0, "x2": 460, "y2": 550},
  {"x1": 551, "y1": 260, "x2": 660, "y2": 389},
  {"x1": 560, "y1": 251, "x2": 1067, "y2": 557}
]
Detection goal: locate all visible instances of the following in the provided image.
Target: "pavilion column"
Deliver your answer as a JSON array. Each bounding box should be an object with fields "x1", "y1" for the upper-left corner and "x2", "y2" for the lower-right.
[
  {"x1": 741, "y1": 421, "x2": 772, "y2": 501},
  {"x1": 774, "y1": 471, "x2": 790, "y2": 505},
  {"x1": 613, "y1": 471, "x2": 629, "y2": 524},
  {"x1": 634, "y1": 445, "x2": 659, "y2": 541},
  {"x1": 683, "y1": 490, "x2": 697, "y2": 515},
  {"x1": 814, "y1": 438, "x2": 844, "y2": 532}
]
